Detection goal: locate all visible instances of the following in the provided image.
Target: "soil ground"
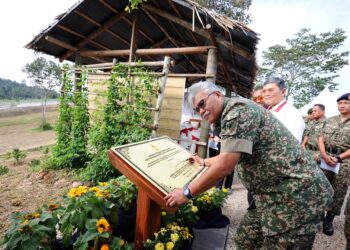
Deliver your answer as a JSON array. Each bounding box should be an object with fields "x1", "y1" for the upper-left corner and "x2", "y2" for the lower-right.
[{"x1": 0, "y1": 109, "x2": 57, "y2": 155}]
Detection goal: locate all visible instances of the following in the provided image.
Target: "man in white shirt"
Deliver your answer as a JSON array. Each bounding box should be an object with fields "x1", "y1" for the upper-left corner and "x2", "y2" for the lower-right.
[{"x1": 262, "y1": 77, "x2": 305, "y2": 142}]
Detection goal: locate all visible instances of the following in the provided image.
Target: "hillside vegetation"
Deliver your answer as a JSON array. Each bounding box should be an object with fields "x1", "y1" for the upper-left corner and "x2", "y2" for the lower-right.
[{"x1": 0, "y1": 78, "x2": 59, "y2": 100}]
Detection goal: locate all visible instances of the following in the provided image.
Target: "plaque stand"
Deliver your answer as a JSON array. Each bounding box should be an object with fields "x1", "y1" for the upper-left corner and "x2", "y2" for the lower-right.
[{"x1": 108, "y1": 150, "x2": 175, "y2": 250}]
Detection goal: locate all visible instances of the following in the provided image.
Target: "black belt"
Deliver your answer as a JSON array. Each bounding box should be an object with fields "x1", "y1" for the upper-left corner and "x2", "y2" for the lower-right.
[{"x1": 307, "y1": 144, "x2": 318, "y2": 151}]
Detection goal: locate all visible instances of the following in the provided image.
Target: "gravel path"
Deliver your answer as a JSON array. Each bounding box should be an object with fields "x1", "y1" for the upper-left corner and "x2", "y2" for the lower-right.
[{"x1": 222, "y1": 177, "x2": 347, "y2": 250}]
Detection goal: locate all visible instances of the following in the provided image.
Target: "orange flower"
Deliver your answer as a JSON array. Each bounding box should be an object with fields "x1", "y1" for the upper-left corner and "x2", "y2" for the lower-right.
[{"x1": 100, "y1": 243, "x2": 109, "y2": 250}]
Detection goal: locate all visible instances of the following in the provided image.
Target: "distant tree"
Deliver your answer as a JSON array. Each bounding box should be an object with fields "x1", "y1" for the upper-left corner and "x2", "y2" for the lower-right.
[
  {"x1": 193, "y1": 0, "x2": 252, "y2": 24},
  {"x1": 22, "y1": 57, "x2": 61, "y2": 128},
  {"x1": 259, "y1": 28, "x2": 349, "y2": 108}
]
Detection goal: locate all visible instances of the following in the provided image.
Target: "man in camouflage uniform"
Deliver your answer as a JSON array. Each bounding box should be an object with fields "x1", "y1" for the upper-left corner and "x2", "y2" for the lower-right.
[
  {"x1": 302, "y1": 104, "x2": 326, "y2": 162},
  {"x1": 165, "y1": 81, "x2": 334, "y2": 249},
  {"x1": 318, "y1": 93, "x2": 350, "y2": 236}
]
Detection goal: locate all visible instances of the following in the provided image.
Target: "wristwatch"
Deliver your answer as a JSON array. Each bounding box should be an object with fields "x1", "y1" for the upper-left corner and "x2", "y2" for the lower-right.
[{"x1": 183, "y1": 185, "x2": 193, "y2": 199}]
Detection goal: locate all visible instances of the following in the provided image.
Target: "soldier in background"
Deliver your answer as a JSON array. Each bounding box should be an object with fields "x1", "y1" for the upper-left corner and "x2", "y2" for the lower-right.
[
  {"x1": 165, "y1": 81, "x2": 334, "y2": 249},
  {"x1": 302, "y1": 104, "x2": 326, "y2": 162},
  {"x1": 318, "y1": 93, "x2": 350, "y2": 236}
]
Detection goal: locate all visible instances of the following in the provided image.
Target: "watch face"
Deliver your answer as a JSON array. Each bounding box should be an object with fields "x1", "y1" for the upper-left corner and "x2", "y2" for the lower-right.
[{"x1": 184, "y1": 189, "x2": 189, "y2": 196}]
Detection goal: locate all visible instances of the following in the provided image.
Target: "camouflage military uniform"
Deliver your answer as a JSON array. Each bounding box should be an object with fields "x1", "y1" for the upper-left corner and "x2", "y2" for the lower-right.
[
  {"x1": 320, "y1": 115, "x2": 350, "y2": 215},
  {"x1": 345, "y1": 195, "x2": 350, "y2": 249},
  {"x1": 218, "y1": 98, "x2": 334, "y2": 249},
  {"x1": 305, "y1": 117, "x2": 326, "y2": 153}
]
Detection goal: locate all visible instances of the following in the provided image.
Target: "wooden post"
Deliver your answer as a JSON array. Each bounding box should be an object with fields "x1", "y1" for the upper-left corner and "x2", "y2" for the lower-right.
[
  {"x1": 197, "y1": 48, "x2": 217, "y2": 158},
  {"x1": 134, "y1": 189, "x2": 162, "y2": 250},
  {"x1": 151, "y1": 56, "x2": 171, "y2": 138},
  {"x1": 129, "y1": 14, "x2": 138, "y2": 62}
]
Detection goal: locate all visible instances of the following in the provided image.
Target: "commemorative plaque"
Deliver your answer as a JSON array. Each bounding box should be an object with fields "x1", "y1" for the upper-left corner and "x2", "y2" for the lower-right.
[
  {"x1": 110, "y1": 136, "x2": 206, "y2": 194},
  {"x1": 108, "y1": 136, "x2": 207, "y2": 250}
]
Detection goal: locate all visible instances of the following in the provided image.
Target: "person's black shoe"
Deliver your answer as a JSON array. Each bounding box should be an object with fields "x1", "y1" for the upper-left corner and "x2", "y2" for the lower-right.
[{"x1": 323, "y1": 212, "x2": 335, "y2": 236}]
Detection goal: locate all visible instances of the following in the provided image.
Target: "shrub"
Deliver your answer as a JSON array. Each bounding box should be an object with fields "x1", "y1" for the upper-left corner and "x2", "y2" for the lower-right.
[
  {"x1": 6, "y1": 148, "x2": 27, "y2": 165},
  {"x1": 0, "y1": 165, "x2": 9, "y2": 176}
]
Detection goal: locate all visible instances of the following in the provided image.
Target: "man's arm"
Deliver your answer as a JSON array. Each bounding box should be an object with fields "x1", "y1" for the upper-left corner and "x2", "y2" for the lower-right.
[
  {"x1": 318, "y1": 135, "x2": 337, "y2": 166},
  {"x1": 164, "y1": 152, "x2": 240, "y2": 208}
]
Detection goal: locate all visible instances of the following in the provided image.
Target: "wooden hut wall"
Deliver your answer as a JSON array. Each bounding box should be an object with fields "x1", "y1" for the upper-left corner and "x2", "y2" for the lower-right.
[{"x1": 87, "y1": 74, "x2": 185, "y2": 139}]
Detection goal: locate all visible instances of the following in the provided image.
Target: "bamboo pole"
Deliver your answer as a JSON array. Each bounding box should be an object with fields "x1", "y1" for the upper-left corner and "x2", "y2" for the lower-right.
[
  {"x1": 197, "y1": 48, "x2": 217, "y2": 158},
  {"x1": 79, "y1": 46, "x2": 215, "y2": 57},
  {"x1": 151, "y1": 56, "x2": 171, "y2": 138}
]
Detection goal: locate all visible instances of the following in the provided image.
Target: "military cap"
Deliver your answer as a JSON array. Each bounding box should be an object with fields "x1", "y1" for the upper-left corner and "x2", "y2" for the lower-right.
[
  {"x1": 336, "y1": 93, "x2": 350, "y2": 102},
  {"x1": 307, "y1": 108, "x2": 313, "y2": 114}
]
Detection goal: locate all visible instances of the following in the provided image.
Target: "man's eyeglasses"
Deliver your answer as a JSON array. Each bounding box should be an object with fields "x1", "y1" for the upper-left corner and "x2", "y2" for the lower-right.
[{"x1": 193, "y1": 92, "x2": 216, "y2": 113}]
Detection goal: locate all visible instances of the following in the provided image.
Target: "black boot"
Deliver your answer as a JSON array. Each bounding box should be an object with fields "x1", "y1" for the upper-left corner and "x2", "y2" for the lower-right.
[{"x1": 323, "y1": 212, "x2": 335, "y2": 236}]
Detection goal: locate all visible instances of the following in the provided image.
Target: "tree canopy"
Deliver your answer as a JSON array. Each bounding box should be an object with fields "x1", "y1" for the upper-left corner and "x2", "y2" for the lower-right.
[
  {"x1": 259, "y1": 28, "x2": 349, "y2": 108},
  {"x1": 193, "y1": 0, "x2": 252, "y2": 24},
  {"x1": 0, "y1": 78, "x2": 58, "y2": 100}
]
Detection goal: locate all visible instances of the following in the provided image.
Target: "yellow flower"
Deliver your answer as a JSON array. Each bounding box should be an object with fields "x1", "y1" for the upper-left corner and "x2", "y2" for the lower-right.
[
  {"x1": 101, "y1": 243, "x2": 109, "y2": 250},
  {"x1": 89, "y1": 186, "x2": 100, "y2": 193},
  {"x1": 222, "y1": 188, "x2": 228, "y2": 193},
  {"x1": 99, "y1": 182, "x2": 108, "y2": 187},
  {"x1": 191, "y1": 206, "x2": 198, "y2": 213},
  {"x1": 119, "y1": 239, "x2": 125, "y2": 246},
  {"x1": 96, "y1": 190, "x2": 110, "y2": 198},
  {"x1": 68, "y1": 188, "x2": 77, "y2": 198},
  {"x1": 21, "y1": 219, "x2": 29, "y2": 225},
  {"x1": 48, "y1": 204, "x2": 59, "y2": 211},
  {"x1": 155, "y1": 242, "x2": 164, "y2": 250},
  {"x1": 166, "y1": 242, "x2": 174, "y2": 250},
  {"x1": 76, "y1": 186, "x2": 88, "y2": 196},
  {"x1": 170, "y1": 233, "x2": 179, "y2": 242},
  {"x1": 161, "y1": 211, "x2": 167, "y2": 216},
  {"x1": 96, "y1": 218, "x2": 110, "y2": 233},
  {"x1": 23, "y1": 213, "x2": 40, "y2": 220}
]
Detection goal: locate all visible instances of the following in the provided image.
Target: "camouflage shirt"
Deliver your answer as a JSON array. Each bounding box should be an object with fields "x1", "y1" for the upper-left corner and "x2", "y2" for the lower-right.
[
  {"x1": 219, "y1": 97, "x2": 333, "y2": 236},
  {"x1": 306, "y1": 117, "x2": 326, "y2": 148},
  {"x1": 320, "y1": 115, "x2": 350, "y2": 154}
]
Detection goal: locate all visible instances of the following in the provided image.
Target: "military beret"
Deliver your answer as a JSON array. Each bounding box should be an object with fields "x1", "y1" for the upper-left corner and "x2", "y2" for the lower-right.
[{"x1": 336, "y1": 93, "x2": 350, "y2": 102}]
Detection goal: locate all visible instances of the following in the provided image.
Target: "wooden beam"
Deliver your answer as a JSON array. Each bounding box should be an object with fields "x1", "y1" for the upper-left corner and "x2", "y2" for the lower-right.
[
  {"x1": 45, "y1": 36, "x2": 107, "y2": 64},
  {"x1": 79, "y1": 46, "x2": 215, "y2": 57},
  {"x1": 59, "y1": 10, "x2": 128, "y2": 62},
  {"x1": 85, "y1": 60, "x2": 174, "y2": 69},
  {"x1": 143, "y1": 9, "x2": 202, "y2": 73},
  {"x1": 45, "y1": 36, "x2": 77, "y2": 52},
  {"x1": 167, "y1": 0, "x2": 200, "y2": 46},
  {"x1": 57, "y1": 24, "x2": 110, "y2": 50},
  {"x1": 142, "y1": 4, "x2": 253, "y2": 59},
  {"x1": 99, "y1": 0, "x2": 155, "y2": 44}
]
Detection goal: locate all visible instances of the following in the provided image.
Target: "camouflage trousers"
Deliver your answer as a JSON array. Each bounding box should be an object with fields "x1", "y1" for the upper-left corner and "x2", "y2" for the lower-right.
[
  {"x1": 234, "y1": 209, "x2": 318, "y2": 250},
  {"x1": 323, "y1": 168, "x2": 349, "y2": 215}
]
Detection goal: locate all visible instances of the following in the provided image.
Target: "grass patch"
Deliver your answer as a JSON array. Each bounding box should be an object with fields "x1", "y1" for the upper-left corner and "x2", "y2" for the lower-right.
[
  {"x1": 0, "y1": 110, "x2": 58, "y2": 128},
  {"x1": 0, "y1": 165, "x2": 9, "y2": 176}
]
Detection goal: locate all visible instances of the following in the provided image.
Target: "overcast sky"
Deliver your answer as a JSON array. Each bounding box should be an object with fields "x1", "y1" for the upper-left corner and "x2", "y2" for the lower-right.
[{"x1": 0, "y1": 0, "x2": 348, "y2": 94}]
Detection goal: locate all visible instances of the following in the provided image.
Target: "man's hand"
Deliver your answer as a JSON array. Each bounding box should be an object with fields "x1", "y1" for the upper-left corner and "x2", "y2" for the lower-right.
[
  {"x1": 164, "y1": 188, "x2": 189, "y2": 208},
  {"x1": 188, "y1": 154, "x2": 203, "y2": 165},
  {"x1": 323, "y1": 154, "x2": 338, "y2": 167}
]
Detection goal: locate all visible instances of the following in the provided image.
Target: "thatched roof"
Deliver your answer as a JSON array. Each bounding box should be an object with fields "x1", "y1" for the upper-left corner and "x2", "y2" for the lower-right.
[{"x1": 26, "y1": 0, "x2": 259, "y2": 97}]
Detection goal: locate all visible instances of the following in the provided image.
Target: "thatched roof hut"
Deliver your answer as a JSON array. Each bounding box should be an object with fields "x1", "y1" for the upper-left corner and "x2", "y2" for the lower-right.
[{"x1": 26, "y1": 0, "x2": 258, "y2": 97}]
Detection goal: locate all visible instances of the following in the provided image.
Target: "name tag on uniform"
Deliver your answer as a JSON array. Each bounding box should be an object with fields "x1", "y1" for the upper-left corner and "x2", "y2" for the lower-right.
[{"x1": 320, "y1": 159, "x2": 340, "y2": 174}]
